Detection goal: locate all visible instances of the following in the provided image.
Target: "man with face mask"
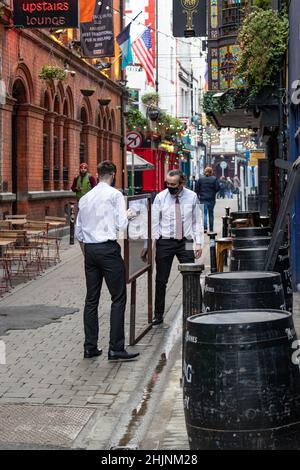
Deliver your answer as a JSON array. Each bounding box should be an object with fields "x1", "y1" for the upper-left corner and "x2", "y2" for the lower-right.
[{"x1": 151, "y1": 170, "x2": 204, "y2": 325}]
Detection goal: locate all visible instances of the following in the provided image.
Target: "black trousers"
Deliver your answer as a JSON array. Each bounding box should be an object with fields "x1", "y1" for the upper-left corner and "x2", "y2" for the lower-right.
[
  {"x1": 154, "y1": 238, "x2": 195, "y2": 318},
  {"x1": 83, "y1": 241, "x2": 127, "y2": 352}
]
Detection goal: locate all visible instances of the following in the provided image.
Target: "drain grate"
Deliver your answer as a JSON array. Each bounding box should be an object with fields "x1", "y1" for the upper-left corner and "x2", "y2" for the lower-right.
[{"x1": 0, "y1": 405, "x2": 95, "y2": 448}]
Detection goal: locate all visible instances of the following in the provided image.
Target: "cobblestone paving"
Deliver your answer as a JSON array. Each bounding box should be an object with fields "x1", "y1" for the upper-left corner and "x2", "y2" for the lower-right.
[{"x1": 0, "y1": 232, "x2": 185, "y2": 448}]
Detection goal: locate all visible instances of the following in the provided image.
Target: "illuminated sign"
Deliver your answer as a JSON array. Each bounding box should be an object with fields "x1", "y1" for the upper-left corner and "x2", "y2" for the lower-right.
[{"x1": 13, "y1": 0, "x2": 79, "y2": 28}]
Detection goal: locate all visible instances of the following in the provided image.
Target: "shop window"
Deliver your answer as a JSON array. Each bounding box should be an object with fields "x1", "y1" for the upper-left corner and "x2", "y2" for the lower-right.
[{"x1": 220, "y1": 0, "x2": 246, "y2": 35}]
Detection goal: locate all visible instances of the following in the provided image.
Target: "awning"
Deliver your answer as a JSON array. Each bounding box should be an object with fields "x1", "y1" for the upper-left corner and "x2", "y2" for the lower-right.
[{"x1": 126, "y1": 152, "x2": 155, "y2": 171}]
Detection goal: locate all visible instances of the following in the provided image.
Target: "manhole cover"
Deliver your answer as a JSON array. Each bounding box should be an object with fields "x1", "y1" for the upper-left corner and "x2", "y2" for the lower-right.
[{"x1": 0, "y1": 405, "x2": 95, "y2": 448}]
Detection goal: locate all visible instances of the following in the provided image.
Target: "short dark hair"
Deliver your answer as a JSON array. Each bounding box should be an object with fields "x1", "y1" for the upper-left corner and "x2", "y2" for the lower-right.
[
  {"x1": 97, "y1": 160, "x2": 117, "y2": 178},
  {"x1": 167, "y1": 170, "x2": 185, "y2": 184}
]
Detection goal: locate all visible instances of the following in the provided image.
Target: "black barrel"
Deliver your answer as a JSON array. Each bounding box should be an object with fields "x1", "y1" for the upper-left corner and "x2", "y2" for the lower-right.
[
  {"x1": 260, "y1": 216, "x2": 270, "y2": 227},
  {"x1": 232, "y1": 237, "x2": 271, "y2": 249},
  {"x1": 204, "y1": 272, "x2": 285, "y2": 312},
  {"x1": 230, "y1": 211, "x2": 260, "y2": 227},
  {"x1": 231, "y1": 227, "x2": 272, "y2": 238},
  {"x1": 230, "y1": 247, "x2": 268, "y2": 271},
  {"x1": 275, "y1": 246, "x2": 293, "y2": 313},
  {"x1": 183, "y1": 310, "x2": 300, "y2": 450}
]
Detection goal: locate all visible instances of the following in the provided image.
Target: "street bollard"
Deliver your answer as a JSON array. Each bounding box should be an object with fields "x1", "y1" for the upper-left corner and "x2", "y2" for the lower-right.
[
  {"x1": 178, "y1": 263, "x2": 205, "y2": 387},
  {"x1": 208, "y1": 232, "x2": 218, "y2": 273},
  {"x1": 222, "y1": 216, "x2": 229, "y2": 238},
  {"x1": 225, "y1": 207, "x2": 232, "y2": 237},
  {"x1": 69, "y1": 202, "x2": 75, "y2": 245},
  {"x1": 222, "y1": 216, "x2": 230, "y2": 267}
]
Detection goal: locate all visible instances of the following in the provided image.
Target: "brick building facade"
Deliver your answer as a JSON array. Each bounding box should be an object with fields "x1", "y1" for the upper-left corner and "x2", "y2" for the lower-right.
[{"x1": 0, "y1": 4, "x2": 123, "y2": 219}]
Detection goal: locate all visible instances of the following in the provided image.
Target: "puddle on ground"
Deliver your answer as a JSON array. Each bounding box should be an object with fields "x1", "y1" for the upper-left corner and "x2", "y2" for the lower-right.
[{"x1": 116, "y1": 312, "x2": 182, "y2": 449}]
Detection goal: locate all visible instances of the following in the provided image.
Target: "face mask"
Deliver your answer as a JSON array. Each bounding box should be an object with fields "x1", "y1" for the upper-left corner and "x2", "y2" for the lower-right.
[{"x1": 168, "y1": 186, "x2": 180, "y2": 196}]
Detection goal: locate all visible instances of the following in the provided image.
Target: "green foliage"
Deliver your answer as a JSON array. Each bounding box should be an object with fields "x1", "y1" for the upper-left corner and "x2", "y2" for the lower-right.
[
  {"x1": 126, "y1": 106, "x2": 184, "y2": 138},
  {"x1": 157, "y1": 111, "x2": 185, "y2": 137},
  {"x1": 39, "y1": 65, "x2": 67, "y2": 82},
  {"x1": 253, "y1": 0, "x2": 270, "y2": 9},
  {"x1": 237, "y1": 9, "x2": 288, "y2": 94},
  {"x1": 126, "y1": 108, "x2": 150, "y2": 131},
  {"x1": 203, "y1": 92, "x2": 235, "y2": 115},
  {"x1": 141, "y1": 92, "x2": 160, "y2": 107}
]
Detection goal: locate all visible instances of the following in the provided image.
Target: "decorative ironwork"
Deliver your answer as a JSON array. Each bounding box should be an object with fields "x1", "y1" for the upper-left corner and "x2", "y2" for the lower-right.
[{"x1": 181, "y1": 0, "x2": 199, "y2": 32}]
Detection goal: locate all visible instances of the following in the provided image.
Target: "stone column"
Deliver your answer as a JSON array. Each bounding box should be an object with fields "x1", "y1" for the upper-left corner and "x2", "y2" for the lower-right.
[
  {"x1": 55, "y1": 116, "x2": 65, "y2": 190},
  {"x1": 65, "y1": 118, "x2": 82, "y2": 190},
  {"x1": 44, "y1": 112, "x2": 56, "y2": 191},
  {"x1": 83, "y1": 124, "x2": 99, "y2": 174}
]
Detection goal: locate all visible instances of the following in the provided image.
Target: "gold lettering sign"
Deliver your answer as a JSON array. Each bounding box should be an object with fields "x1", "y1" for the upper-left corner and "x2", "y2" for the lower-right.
[{"x1": 181, "y1": 0, "x2": 199, "y2": 30}]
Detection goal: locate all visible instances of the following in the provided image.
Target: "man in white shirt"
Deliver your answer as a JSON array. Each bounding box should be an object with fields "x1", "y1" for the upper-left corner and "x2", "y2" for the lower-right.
[
  {"x1": 151, "y1": 170, "x2": 204, "y2": 325},
  {"x1": 75, "y1": 161, "x2": 139, "y2": 361}
]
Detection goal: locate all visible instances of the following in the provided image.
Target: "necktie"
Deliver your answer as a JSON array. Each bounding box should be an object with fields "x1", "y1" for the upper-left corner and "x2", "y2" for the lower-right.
[{"x1": 175, "y1": 195, "x2": 183, "y2": 240}]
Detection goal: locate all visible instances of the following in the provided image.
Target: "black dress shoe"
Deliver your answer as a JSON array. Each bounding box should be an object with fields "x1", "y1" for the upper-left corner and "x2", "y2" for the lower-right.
[
  {"x1": 84, "y1": 348, "x2": 103, "y2": 359},
  {"x1": 152, "y1": 316, "x2": 163, "y2": 325},
  {"x1": 108, "y1": 350, "x2": 140, "y2": 361}
]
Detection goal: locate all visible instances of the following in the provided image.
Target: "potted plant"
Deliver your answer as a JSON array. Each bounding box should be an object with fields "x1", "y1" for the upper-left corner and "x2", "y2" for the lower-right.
[
  {"x1": 39, "y1": 65, "x2": 67, "y2": 84},
  {"x1": 141, "y1": 92, "x2": 160, "y2": 107}
]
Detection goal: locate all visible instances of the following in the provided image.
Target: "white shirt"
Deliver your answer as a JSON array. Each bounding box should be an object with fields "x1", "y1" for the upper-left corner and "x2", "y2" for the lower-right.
[
  {"x1": 75, "y1": 182, "x2": 128, "y2": 243},
  {"x1": 152, "y1": 188, "x2": 204, "y2": 246}
]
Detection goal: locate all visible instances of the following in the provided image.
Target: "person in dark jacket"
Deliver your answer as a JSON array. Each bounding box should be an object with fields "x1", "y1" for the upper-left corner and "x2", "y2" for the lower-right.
[{"x1": 196, "y1": 167, "x2": 220, "y2": 233}]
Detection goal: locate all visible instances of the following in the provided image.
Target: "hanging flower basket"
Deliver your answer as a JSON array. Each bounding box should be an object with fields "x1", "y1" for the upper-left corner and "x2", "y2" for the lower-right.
[
  {"x1": 81, "y1": 88, "x2": 96, "y2": 97},
  {"x1": 98, "y1": 98, "x2": 111, "y2": 106},
  {"x1": 39, "y1": 65, "x2": 67, "y2": 83}
]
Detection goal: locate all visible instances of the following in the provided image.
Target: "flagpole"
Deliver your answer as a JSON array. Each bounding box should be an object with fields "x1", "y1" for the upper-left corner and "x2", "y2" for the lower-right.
[
  {"x1": 120, "y1": 0, "x2": 126, "y2": 192},
  {"x1": 117, "y1": 9, "x2": 143, "y2": 192}
]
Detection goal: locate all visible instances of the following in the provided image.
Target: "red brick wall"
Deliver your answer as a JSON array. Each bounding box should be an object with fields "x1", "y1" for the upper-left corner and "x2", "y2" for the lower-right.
[{"x1": 0, "y1": 24, "x2": 123, "y2": 217}]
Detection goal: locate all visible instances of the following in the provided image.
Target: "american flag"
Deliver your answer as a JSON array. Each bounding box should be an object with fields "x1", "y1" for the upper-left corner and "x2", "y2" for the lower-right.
[{"x1": 132, "y1": 28, "x2": 156, "y2": 88}]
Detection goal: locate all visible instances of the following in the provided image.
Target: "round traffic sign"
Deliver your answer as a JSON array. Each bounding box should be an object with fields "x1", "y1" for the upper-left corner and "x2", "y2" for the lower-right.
[
  {"x1": 126, "y1": 131, "x2": 143, "y2": 149},
  {"x1": 220, "y1": 161, "x2": 228, "y2": 170}
]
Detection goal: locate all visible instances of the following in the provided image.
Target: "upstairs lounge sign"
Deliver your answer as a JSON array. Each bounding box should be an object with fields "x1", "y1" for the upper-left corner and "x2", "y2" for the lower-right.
[{"x1": 13, "y1": 0, "x2": 79, "y2": 28}]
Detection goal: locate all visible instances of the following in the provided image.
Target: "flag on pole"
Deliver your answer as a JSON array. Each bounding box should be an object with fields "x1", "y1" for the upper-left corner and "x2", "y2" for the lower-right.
[
  {"x1": 132, "y1": 27, "x2": 155, "y2": 88},
  {"x1": 116, "y1": 23, "x2": 133, "y2": 69},
  {"x1": 204, "y1": 62, "x2": 209, "y2": 92}
]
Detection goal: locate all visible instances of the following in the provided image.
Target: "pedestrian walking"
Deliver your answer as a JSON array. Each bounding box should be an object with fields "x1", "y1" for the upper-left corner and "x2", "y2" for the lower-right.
[
  {"x1": 151, "y1": 170, "x2": 204, "y2": 325},
  {"x1": 218, "y1": 176, "x2": 226, "y2": 199},
  {"x1": 190, "y1": 175, "x2": 197, "y2": 192},
  {"x1": 75, "y1": 160, "x2": 139, "y2": 361},
  {"x1": 226, "y1": 176, "x2": 234, "y2": 199},
  {"x1": 71, "y1": 163, "x2": 97, "y2": 202},
  {"x1": 195, "y1": 167, "x2": 220, "y2": 233},
  {"x1": 233, "y1": 174, "x2": 241, "y2": 196}
]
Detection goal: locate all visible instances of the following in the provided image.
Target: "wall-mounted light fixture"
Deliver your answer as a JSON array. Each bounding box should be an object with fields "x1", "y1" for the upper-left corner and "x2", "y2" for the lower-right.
[{"x1": 94, "y1": 62, "x2": 112, "y2": 72}]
